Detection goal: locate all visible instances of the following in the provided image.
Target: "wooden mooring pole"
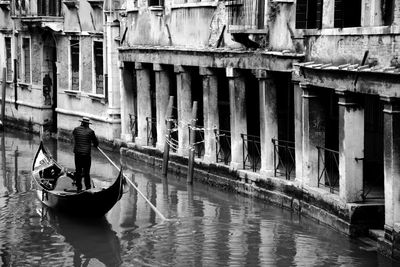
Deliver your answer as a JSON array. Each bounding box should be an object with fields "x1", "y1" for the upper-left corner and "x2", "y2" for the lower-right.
[
  {"x1": 187, "y1": 101, "x2": 198, "y2": 184},
  {"x1": 162, "y1": 96, "x2": 174, "y2": 176},
  {"x1": 1, "y1": 68, "x2": 6, "y2": 126}
]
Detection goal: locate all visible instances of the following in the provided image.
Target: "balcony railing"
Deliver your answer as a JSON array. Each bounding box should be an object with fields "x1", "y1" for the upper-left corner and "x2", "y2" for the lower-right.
[
  {"x1": 13, "y1": 0, "x2": 62, "y2": 17},
  {"x1": 214, "y1": 129, "x2": 231, "y2": 165},
  {"x1": 146, "y1": 117, "x2": 157, "y2": 147},
  {"x1": 272, "y1": 138, "x2": 295, "y2": 180},
  {"x1": 317, "y1": 146, "x2": 339, "y2": 194},
  {"x1": 225, "y1": 0, "x2": 266, "y2": 32},
  {"x1": 241, "y1": 133, "x2": 261, "y2": 172}
]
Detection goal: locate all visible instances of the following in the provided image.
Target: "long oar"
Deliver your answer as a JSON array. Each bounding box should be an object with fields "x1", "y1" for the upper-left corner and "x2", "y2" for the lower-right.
[{"x1": 97, "y1": 146, "x2": 168, "y2": 221}]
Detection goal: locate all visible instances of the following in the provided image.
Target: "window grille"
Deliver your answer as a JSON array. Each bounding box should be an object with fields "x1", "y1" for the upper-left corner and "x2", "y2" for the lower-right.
[
  {"x1": 334, "y1": 0, "x2": 361, "y2": 28},
  {"x1": 295, "y1": 0, "x2": 323, "y2": 29}
]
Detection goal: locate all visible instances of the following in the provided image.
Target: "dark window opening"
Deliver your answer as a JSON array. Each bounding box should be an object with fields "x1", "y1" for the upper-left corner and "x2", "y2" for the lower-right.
[
  {"x1": 334, "y1": 0, "x2": 361, "y2": 28},
  {"x1": 5, "y1": 37, "x2": 12, "y2": 82},
  {"x1": 383, "y1": 0, "x2": 394, "y2": 26},
  {"x1": 38, "y1": 0, "x2": 61, "y2": 16},
  {"x1": 93, "y1": 41, "x2": 103, "y2": 95},
  {"x1": 148, "y1": 0, "x2": 164, "y2": 6},
  {"x1": 295, "y1": 0, "x2": 323, "y2": 29},
  {"x1": 70, "y1": 39, "x2": 80, "y2": 91},
  {"x1": 22, "y1": 38, "x2": 31, "y2": 83}
]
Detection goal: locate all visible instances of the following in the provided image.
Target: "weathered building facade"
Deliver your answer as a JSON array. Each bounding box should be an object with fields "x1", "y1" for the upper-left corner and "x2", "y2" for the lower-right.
[
  {"x1": 0, "y1": 0, "x2": 120, "y2": 140},
  {"x1": 117, "y1": 0, "x2": 400, "y2": 261},
  {"x1": 2, "y1": 0, "x2": 400, "y2": 261}
]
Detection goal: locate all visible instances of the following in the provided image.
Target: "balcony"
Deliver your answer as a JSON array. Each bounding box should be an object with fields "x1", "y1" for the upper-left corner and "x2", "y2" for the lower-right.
[
  {"x1": 225, "y1": 0, "x2": 267, "y2": 33},
  {"x1": 224, "y1": 0, "x2": 268, "y2": 49},
  {"x1": 13, "y1": 0, "x2": 62, "y2": 17}
]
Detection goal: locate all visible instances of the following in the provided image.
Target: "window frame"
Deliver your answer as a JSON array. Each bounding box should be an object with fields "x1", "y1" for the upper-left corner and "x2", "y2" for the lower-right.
[
  {"x1": 69, "y1": 37, "x2": 81, "y2": 91},
  {"x1": 21, "y1": 37, "x2": 31, "y2": 84},
  {"x1": 92, "y1": 39, "x2": 104, "y2": 96},
  {"x1": 148, "y1": 0, "x2": 164, "y2": 7},
  {"x1": 5, "y1": 36, "x2": 12, "y2": 82},
  {"x1": 295, "y1": 0, "x2": 323, "y2": 29}
]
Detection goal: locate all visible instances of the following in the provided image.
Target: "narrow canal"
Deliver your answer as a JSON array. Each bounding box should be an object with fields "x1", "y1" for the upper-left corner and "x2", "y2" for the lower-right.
[{"x1": 0, "y1": 129, "x2": 396, "y2": 266}]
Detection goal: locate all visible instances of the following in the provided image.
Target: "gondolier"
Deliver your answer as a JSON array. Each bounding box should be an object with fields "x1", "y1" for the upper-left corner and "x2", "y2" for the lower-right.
[{"x1": 73, "y1": 117, "x2": 99, "y2": 191}]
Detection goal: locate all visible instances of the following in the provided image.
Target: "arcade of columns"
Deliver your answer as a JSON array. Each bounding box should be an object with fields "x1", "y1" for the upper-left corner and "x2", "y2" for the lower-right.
[{"x1": 120, "y1": 60, "x2": 400, "y2": 238}]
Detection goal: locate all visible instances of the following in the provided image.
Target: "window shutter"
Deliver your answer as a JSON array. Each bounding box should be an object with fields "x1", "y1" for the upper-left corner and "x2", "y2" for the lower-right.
[
  {"x1": 295, "y1": 0, "x2": 307, "y2": 29},
  {"x1": 315, "y1": 0, "x2": 323, "y2": 29},
  {"x1": 334, "y1": 0, "x2": 344, "y2": 28}
]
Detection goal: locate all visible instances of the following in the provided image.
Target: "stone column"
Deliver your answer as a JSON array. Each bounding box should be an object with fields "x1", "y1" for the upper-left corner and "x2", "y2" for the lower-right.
[
  {"x1": 302, "y1": 83, "x2": 326, "y2": 187},
  {"x1": 120, "y1": 61, "x2": 131, "y2": 142},
  {"x1": 135, "y1": 62, "x2": 152, "y2": 146},
  {"x1": 381, "y1": 97, "x2": 400, "y2": 238},
  {"x1": 154, "y1": 64, "x2": 170, "y2": 150},
  {"x1": 337, "y1": 90, "x2": 364, "y2": 203},
  {"x1": 227, "y1": 67, "x2": 247, "y2": 170},
  {"x1": 106, "y1": 19, "x2": 121, "y2": 119},
  {"x1": 257, "y1": 70, "x2": 277, "y2": 176},
  {"x1": 200, "y1": 67, "x2": 219, "y2": 163},
  {"x1": 293, "y1": 80, "x2": 303, "y2": 182},
  {"x1": 175, "y1": 65, "x2": 192, "y2": 156}
]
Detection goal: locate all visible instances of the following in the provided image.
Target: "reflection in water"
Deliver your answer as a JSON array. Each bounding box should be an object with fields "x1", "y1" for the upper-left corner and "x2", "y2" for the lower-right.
[
  {"x1": 0, "y1": 129, "x2": 398, "y2": 266},
  {"x1": 39, "y1": 207, "x2": 122, "y2": 267}
]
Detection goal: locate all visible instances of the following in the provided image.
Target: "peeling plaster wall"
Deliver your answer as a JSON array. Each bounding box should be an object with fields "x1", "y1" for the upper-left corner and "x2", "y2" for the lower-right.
[
  {"x1": 305, "y1": 33, "x2": 400, "y2": 67},
  {"x1": 123, "y1": 0, "x2": 239, "y2": 48},
  {"x1": 268, "y1": 2, "x2": 296, "y2": 51}
]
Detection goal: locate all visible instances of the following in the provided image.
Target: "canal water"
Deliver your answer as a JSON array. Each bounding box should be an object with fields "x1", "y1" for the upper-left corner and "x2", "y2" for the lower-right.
[{"x1": 0, "y1": 129, "x2": 397, "y2": 267}]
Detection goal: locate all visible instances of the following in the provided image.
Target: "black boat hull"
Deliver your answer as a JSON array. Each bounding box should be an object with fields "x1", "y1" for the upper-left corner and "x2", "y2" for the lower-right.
[{"x1": 32, "y1": 142, "x2": 124, "y2": 217}]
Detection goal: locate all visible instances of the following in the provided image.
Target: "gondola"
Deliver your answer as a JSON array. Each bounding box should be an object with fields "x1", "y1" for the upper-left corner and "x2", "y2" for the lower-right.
[{"x1": 31, "y1": 141, "x2": 125, "y2": 217}]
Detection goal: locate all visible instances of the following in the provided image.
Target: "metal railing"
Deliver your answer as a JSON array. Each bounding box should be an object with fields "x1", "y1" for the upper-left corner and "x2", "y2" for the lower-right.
[
  {"x1": 189, "y1": 126, "x2": 205, "y2": 159},
  {"x1": 128, "y1": 114, "x2": 137, "y2": 141},
  {"x1": 214, "y1": 129, "x2": 231, "y2": 165},
  {"x1": 317, "y1": 146, "x2": 339, "y2": 194},
  {"x1": 272, "y1": 138, "x2": 295, "y2": 180},
  {"x1": 146, "y1": 117, "x2": 157, "y2": 147},
  {"x1": 241, "y1": 134, "x2": 260, "y2": 172}
]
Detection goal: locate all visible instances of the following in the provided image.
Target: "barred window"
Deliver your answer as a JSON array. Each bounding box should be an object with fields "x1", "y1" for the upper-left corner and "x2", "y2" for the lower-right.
[
  {"x1": 295, "y1": 0, "x2": 323, "y2": 29},
  {"x1": 334, "y1": 0, "x2": 361, "y2": 28}
]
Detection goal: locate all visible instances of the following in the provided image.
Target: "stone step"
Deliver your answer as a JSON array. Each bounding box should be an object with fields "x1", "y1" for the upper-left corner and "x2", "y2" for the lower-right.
[{"x1": 369, "y1": 229, "x2": 384, "y2": 241}]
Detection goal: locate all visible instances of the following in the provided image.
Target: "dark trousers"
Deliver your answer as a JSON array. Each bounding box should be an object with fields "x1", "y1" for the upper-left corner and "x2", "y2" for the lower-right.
[{"x1": 74, "y1": 154, "x2": 92, "y2": 190}]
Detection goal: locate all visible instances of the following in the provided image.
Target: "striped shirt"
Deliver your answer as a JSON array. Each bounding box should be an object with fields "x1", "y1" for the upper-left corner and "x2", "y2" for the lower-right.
[{"x1": 72, "y1": 125, "x2": 99, "y2": 156}]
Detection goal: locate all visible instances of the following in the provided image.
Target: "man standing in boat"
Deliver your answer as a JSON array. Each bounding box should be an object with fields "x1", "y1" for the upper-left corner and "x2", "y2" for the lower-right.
[{"x1": 72, "y1": 117, "x2": 99, "y2": 191}]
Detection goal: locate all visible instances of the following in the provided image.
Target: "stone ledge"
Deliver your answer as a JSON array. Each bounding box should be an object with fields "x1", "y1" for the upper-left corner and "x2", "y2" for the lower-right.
[{"x1": 120, "y1": 145, "x2": 384, "y2": 237}]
